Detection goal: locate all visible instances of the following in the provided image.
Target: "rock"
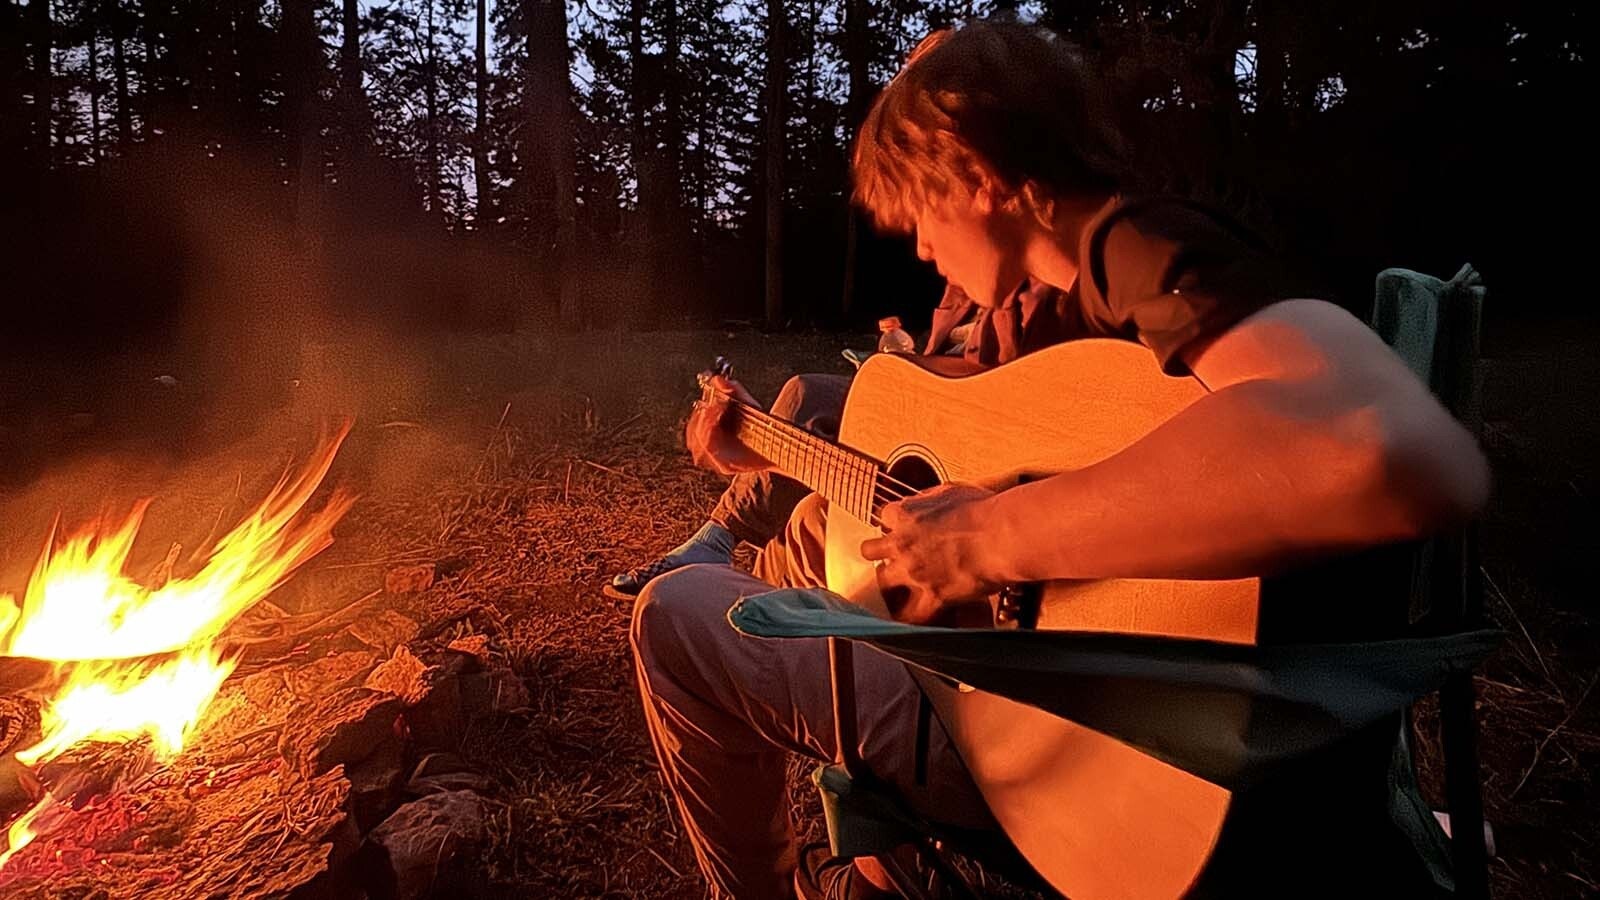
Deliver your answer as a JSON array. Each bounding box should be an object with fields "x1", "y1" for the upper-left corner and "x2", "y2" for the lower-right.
[
  {"x1": 384, "y1": 565, "x2": 436, "y2": 595},
  {"x1": 347, "y1": 737, "x2": 407, "y2": 832},
  {"x1": 348, "y1": 610, "x2": 421, "y2": 655},
  {"x1": 406, "y1": 753, "x2": 490, "y2": 797},
  {"x1": 460, "y1": 667, "x2": 531, "y2": 718},
  {"x1": 288, "y1": 651, "x2": 378, "y2": 698},
  {"x1": 280, "y1": 688, "x2": 405, "y2": 778},
  {"x1": 364, "y1": 646, "x2": 434, "y2": 704},
  {"x1": 443, "y1": 634, "x2": 490, "y2": 665},
  {"x1": 401, "y1": 667, "x2": 465, "y2": 751},
  {"x1": 367, "y1": 791, "x2": 489, "y2": 900}
]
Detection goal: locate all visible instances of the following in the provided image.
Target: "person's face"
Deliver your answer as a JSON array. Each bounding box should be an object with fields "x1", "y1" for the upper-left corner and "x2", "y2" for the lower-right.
[{"x1": 913, "y1": 189, "x2": 1028, "y2": 308}]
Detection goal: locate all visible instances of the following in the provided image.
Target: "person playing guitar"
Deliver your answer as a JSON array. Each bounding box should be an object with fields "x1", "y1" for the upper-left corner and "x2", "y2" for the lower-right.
[
  {"x1": 603, "y1": 278, "x2": 1057, "y2": 602},
  {"x1": 628, "y1": 20, "x2": 1489, "y2": 900}
]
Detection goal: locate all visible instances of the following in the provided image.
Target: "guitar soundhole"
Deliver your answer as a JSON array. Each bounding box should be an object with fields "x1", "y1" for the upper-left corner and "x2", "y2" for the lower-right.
[
  {"x1": 877, "y1": 453, "x2": 957, "y2": 623},
  {"x1": 884, "y1": 454, "x2": 941, "y2": 496}
]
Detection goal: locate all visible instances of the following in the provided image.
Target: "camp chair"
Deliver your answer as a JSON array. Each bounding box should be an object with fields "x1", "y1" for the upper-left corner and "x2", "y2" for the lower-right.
[
  {"x1": 732, "y1": 265, "x2": 1497, "y2": 899},
  {"x1": 1372, "y1": 263, "x2": 1493, "y2": 899}
]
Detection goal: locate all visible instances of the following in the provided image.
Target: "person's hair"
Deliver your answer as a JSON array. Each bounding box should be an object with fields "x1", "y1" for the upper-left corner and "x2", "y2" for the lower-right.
[{"x1": 852, "y1": 21, "x2": 1130, "y2": 234}]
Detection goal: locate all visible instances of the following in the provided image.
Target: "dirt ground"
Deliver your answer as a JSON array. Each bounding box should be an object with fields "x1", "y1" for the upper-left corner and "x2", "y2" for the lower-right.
[{"x1": 1, "y1": 319, "x2": 1595, "y2": 898}]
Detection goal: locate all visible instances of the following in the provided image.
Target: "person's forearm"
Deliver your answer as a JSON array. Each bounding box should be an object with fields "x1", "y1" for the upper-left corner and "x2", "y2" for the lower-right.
[{"x1": 980, "y1": 377, "x2": 1486, "y2": 583}]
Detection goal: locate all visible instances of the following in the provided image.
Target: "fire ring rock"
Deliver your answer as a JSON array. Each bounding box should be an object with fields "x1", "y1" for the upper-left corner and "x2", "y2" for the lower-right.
[
  {"x1": 280, "y1": 687, "x2": 405, "y2": 778},
  {"x1": 367, "y1": 789, "x2": 489, "y2": 900}
]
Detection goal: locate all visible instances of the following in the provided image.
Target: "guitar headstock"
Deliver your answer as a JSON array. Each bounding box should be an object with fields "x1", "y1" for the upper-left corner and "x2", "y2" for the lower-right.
[{"x1": 697, "y1": 357, "x2": 734, "y2": 403}]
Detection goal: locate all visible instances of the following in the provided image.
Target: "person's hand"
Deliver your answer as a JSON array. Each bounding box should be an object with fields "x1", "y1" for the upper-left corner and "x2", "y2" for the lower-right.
[
  {"x1": 686, "y1": 374, "x2": 773, "y2": 475},
  {"x1": 859, "y1": 483, "x2": 1004, "y2": 624}
]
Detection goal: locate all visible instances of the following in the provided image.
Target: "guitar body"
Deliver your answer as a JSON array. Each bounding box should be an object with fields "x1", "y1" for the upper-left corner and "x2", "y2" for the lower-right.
[{"x1": 822, "y1": 341, "x2": 1260, "y2": 900}]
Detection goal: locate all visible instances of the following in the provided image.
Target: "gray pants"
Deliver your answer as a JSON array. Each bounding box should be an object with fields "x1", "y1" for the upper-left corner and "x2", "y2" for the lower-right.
[{"x1": 630, "y1": 374, "x2": 991, "y2": 899}]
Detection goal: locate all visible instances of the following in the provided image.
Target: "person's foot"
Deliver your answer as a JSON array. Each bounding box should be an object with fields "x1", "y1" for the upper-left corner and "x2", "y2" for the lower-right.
[
  {"x1": 603, "y1": 521, "x2": 738, "y2": 599},
  {"x1": 793, "y1": 841, "x2": 895, "y2": 900}
]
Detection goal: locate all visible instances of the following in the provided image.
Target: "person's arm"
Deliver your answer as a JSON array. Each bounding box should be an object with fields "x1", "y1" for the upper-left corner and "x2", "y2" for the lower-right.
[
  {"x1": 864, "y1": 299, "x2": 1490, "y2": 619},
  {"x1": 988, "y1": 298, "x2": 1488, "y2": 580}
]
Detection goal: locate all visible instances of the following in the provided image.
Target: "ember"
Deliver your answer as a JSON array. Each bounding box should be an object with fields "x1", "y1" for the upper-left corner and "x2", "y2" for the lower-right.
[{"x1": 0, "y1": 424, "x2": 354, "y2": 867}]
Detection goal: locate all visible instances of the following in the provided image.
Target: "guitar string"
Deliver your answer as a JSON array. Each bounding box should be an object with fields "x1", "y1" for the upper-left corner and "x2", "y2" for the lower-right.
[{"x1": 734, "y1": 411, "x2": 922, "y2": 529}]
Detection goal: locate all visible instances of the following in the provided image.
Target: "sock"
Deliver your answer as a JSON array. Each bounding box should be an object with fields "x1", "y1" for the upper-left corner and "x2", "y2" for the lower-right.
[{"x1": 661, "y1": 521, "x2": 738, "y2": 566}]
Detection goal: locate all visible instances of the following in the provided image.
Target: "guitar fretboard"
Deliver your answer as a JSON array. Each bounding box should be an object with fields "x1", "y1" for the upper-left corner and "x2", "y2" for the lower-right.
[{"x1": 725, "y1": 403, "x2": 899, "y2": 526}]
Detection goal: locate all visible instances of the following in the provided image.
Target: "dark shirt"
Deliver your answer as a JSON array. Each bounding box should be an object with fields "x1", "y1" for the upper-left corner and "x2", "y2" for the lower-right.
[
  {"x1": 925, "y1": 196, "x2": 1432, "y2": 893},
  {"x1": 925, "y1": 194, "x2": 1307, "y2": 375}
]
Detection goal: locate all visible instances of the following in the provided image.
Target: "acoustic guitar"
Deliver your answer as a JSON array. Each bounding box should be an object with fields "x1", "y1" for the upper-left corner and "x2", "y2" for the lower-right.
[{"x1": 702, "y1": 341, "x2": 1260, "y2": 900}]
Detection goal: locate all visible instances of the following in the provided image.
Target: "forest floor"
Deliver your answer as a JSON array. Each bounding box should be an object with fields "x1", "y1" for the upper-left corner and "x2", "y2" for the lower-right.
[{"x1": 0, "y1": 320, "x2": 1594, "y2": 898}]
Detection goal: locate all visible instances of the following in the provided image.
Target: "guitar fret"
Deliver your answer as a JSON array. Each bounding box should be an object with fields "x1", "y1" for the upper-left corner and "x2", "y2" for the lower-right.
[{"x1": 730, "y1": 402, "x2": 895, "y2": 526}]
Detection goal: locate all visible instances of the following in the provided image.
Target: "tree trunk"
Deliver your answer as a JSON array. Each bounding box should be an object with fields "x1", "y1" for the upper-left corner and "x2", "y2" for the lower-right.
[
  {"x1": 280, "y1": 0, "x2": 322, "y2": 227},
  {"x1": 660, "y1": 0, "x2": 684, "y2": 317},
  {"x1": 763, "y1": 0, "x2": 784, "y2": 329},
  {"x1": 424, "y1": 0, "x2": 442, "y2": 223},
  {"x1": 141, "y1": 0, "x2": 157, "y2": 128},
  {"x1": 31, "y1": 0, "x2": 52, "y2": 170},
  {"x1": 88, "y1": 18, "x2": 102, "y2": 161},
  {"x1": 1251, "y1": 2, "x2": 1289, "y2": 143},
  {"x1": 110, "y1": 0, "x2": 131, "y2": 147},
  {"x1": 235, "y1": 0, "x2": 267, "y2": 151},
  {"x1": 524, "y1": 0, "x2": 576, "y2": 327},
  {"x1": 339, "y1": 0, "x2": 370, "y2": 167},
  {"x1": 472, "y1": 0, "x2": 491, "y2": 223},
  {"x1": 839, "y1": 0, "x2": 868, "y2": 318},
  {"x1": 624, "y1": 0, "x2": 662, "y2": 321},
  {"x1": 0, "y1": 1, "x2": 27, "y2": 175},
  {"x1": 628, "y1": 0, "x2": 656, "y2": 318}
]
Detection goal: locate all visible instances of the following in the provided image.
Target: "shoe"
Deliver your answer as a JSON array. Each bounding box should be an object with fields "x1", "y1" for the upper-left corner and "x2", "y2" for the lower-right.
[{"x1": 603, "y1": 521, "x2": 737, "y2": 599}]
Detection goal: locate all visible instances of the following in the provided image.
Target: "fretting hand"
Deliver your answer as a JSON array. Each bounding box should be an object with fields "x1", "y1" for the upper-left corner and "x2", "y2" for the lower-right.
[{"x1": 686, "y1": 374, "x2": 773, "y2": 476}]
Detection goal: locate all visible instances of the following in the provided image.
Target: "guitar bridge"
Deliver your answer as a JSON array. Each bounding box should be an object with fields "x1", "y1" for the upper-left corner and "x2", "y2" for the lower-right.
[{"x1": 994, "y1": 583, "x2": 1042, "y2": 630}]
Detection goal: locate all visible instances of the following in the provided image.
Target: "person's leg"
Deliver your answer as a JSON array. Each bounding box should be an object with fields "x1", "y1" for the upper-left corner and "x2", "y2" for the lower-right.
[
  {"x1": 631, "y1": 495, "x2": 989, "y2": 899},
  {"x1": 608, "y1": 374, "x2": 851, "y2": 598}
]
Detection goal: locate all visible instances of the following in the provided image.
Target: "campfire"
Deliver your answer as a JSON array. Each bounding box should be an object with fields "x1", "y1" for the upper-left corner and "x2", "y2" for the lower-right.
[{"x1": 0, "y1": 424, "x2": 354, "y2": 867}]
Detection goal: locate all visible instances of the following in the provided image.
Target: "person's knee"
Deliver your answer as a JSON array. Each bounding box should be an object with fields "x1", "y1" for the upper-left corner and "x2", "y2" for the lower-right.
[
  {"x1": 629, "y1": 564, "x2": 723, "y2": 670},
  {"x1": 770, "y1": 374, "x2": 811, "y2": 422},
  {"x1": 791, "y1": 492, "x2": 828, "y2": 530},
  {"x1": 773, "y1": 373, "x2": 848, "y2": 435}
]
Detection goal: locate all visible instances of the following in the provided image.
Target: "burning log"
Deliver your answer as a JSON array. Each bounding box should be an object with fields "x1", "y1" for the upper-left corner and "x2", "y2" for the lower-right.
[{"x1": 0, "y1": 423, "x2": 519, "y2": 898}]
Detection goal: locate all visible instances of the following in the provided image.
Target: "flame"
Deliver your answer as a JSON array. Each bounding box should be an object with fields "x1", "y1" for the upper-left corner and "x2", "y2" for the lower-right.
[
  {"x1": 0, "y1": 424, "x2": 354, "y2": 866},
  {"x1": 0, "y1": 792, "x2": 55, "y2": 868}
]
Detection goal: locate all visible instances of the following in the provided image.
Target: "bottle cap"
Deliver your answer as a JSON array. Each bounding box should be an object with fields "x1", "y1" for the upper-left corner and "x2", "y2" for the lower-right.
[{"x1": 878, "y1": 316, "x2": 903, "y2": 332}]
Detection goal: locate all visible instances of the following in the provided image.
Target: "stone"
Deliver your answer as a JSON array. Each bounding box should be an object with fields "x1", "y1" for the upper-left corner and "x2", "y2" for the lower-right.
[
  {"x1": 288, "y1": 651, "x2": 377, "y2": 699},
  {"x1": 347, "y1": 610, "x2": 421, "y2": 655},
  {"x1": 384, "y1": 565, "x2": 436, "y2": 595},
  {"x1": 460, "y1": 667, "x2": 531, "y2": 718},
  {"x1": 364, "y1": 646, "x2": 434, "y2": 704},
  {"x1": 405, "y1": 753, "x2": 490, "y2": 797},
  {"x1": 280, "y1": 688, "x2": 405, "y2": 778},
  {"x1": 367, "y1": 791, "x2": 488, "y2": 900},
  {"x1": 443, "y1": 634, "x2": 490, "y2": 665},
  {"x1": 347, "y1": 738, "x2": 407, "y2": 832}
]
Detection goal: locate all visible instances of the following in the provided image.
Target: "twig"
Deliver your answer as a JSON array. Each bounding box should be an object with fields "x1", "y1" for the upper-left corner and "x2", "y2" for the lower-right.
[
  {"x1": 579, "y1": 458, "x2": 635, "y2": 479},
  {"x1": 473, "y1": 402, "x2": 514, "y2": 482},
  {"x1": 1510, "y1": 671, "x2": 1598, "y2": 798},
  {"x1": 1483, "y1": 565, "x2": 1555, "y2": 694}
]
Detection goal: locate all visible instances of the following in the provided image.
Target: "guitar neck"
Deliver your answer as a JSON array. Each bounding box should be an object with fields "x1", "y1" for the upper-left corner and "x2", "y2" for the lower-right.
[{"x1": 726, "y1": 402, "x2": 890, "y2": 525}]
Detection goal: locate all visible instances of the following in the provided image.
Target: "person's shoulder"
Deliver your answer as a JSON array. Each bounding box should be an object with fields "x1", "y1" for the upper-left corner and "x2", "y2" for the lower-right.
[{"x1": 1090, "y1": 194, "x2": 1265, "y2": 250}]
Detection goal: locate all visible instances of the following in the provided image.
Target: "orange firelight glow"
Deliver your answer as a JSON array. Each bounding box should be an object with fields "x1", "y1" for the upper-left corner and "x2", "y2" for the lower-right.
[{"x1": 0, "y1": 424, "x2": 355, "y2": 868}]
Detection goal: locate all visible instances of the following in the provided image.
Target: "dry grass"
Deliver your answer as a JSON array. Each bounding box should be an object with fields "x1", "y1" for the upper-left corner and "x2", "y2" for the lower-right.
[
  {"x1": 3, "y1": 324, "x2": 1594, "y2": 898},
  {"x1": 297, "y1": 327, "x2": 1600, "y2": 899}
]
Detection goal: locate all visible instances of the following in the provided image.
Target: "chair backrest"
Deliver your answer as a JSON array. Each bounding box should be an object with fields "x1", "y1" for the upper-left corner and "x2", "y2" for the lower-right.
[
  {"x1": 1369, "y1": 264, "x2": 1491, "y2": 899},
  {"x1": 1372, "y1": 264, "x2": 1487, "y2": 626}
]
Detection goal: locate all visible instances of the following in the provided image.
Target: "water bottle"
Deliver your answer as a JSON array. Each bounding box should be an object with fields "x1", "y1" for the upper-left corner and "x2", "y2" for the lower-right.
[{"x1": 877, "y1": 316, "x2": 915, "y2": 354}]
